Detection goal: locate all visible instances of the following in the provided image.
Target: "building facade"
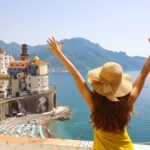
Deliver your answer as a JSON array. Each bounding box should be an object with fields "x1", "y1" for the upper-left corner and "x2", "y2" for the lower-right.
[
  {"x1": 25, "y1": 75, "x2": 48, "y2": 93},
  {"x1": 0, "y1": 48, "x2": 14, "y2": 75},
  {"x1": 7, "y1": 44, "x2": 49, "y2": 96},
  {"x1": 0, "y1": 75, "x2": 10, "y2": 99},
  {"x1": 0, "y1": 44, "x2": 56, "y2": 120},
  {"x1": 0, "y1": 48, "x2": 14, "y2": 99}
]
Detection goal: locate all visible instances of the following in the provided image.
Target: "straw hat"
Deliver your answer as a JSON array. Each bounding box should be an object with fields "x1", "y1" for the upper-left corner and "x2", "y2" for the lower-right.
[{"x1": 87, "y1": 62, "x2": 132, "y2": 102}]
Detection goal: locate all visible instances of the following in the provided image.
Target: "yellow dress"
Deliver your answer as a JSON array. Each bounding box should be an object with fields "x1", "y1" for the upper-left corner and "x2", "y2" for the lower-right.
[{"x1": 93, "y1": 128, "x2": 134, "y2": 150}]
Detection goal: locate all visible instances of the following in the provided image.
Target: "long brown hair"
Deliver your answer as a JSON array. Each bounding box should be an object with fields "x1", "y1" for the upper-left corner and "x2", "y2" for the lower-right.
[{"x1": 90, "y1": 90, "x2": 134, "y2": 133}]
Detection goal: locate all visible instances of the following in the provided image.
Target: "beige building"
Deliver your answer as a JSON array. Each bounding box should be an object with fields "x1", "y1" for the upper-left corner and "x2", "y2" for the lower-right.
[
  {"x1": 11, "y1": 79, "x2": 19, "y2": 96},
  {"x1": 0, "y1": 75, "x2": 10, "y2": 99},
  {"x1": 0, "y1": 47, "x2": 49, "y2": 97},
  {"x1": 24, "y1": 58, "x2": 49, "y2": 93},
  {"x1": 0, "y1": 45, "x2": 57, "y2": 120},
  {"x1": 9, "y1": 59, "x2": 49, "y2": 95},
  {"x1": 34, "y1": 60, "x2": 48, "y2": 75},
  {"x1": 25, "y1": 75, "x2": 49, "y2": 93}
]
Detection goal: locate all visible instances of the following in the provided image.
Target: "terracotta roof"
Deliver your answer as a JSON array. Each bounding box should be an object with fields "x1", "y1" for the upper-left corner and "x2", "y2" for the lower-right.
[
  {"x1": 9, "y1": 60, "x2": 30, "y2": 68},
  {"x1": 8, "y1": 60, "x2": 47, "y2": 68},
  {"x1": 33, "y1": 60, "x2": 48, "y2": 65},
  {"x1": 10, "y1": 60, "x2": 29, "y2": 64}
]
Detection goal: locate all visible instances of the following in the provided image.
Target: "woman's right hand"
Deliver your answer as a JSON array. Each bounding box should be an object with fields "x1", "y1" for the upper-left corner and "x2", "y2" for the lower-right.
[
  {"x1": 47, "y1": 36, "x2": 63, "y2": 55},
  {"x1": 47, "y1": 36, "x2": 93, "y2": 110}
]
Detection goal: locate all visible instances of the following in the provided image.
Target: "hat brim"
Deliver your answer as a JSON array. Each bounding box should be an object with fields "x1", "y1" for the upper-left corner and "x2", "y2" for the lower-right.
[{"x1": 87, "y1": 67, "x2": 132, "y2": 102}]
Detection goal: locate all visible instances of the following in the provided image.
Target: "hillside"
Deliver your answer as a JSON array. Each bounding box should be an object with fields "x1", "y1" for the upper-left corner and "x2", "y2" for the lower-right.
[{"x1": 0, "y1": 38, "x2": 146, "y2": 72}]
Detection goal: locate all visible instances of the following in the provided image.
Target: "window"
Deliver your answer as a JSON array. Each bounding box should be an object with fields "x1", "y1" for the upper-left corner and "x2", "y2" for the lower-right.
[{"x1": 28, "y1": 83, "x2": 31, "y2": 88}]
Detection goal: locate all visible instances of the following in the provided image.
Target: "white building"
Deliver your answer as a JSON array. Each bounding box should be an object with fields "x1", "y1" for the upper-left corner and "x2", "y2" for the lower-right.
[
  {"x1": 0, "y1": 48, "x2": 14, "y2": 99},
  {"x1": 0, "y1": 75, "x2": 10, "y2": 99},
  {"x1": 0, "y1": 48, "x2": 14, "y2": 75}
]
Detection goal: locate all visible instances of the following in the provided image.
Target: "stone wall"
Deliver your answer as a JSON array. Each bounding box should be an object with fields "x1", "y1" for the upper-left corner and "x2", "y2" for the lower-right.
[{"x1": 0, "y1": 85, "x2": 56, "y2": 120}]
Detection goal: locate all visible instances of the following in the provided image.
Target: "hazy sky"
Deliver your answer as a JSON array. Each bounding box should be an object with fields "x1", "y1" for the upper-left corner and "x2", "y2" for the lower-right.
[{"x1": 0, "y1": 0, "x2": 150, "y2": 56}]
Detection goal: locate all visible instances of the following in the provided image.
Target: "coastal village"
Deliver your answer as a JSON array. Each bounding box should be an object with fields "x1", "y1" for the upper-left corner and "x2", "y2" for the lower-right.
[
  {"x1": 0, "y1": 47, "x2": 149, "y2": 150},
  {"x1": 0, "y1": 45, "x2": 70, "y2": 138},
  {"x1": 0, "y1": 46, "x2": 149, "y2": 150}
]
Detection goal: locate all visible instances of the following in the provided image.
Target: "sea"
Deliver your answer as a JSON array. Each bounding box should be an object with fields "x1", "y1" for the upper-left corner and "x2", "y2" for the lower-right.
[{"x1": 48, "y1": 71, "x2": 150, "y2": 143}]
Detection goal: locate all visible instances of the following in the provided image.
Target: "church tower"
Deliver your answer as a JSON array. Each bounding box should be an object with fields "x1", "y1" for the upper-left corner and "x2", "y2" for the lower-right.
[{"x1": 21, "y1": 44, "x2": 29, "y2": 60}]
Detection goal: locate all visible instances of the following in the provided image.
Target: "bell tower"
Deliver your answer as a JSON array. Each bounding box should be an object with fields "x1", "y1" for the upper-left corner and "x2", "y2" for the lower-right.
[
  {"x1": 0, "y1": 48, "x2": 4, "y2": 54},
  {"x1": 21, "y1": 44, "x2": 29, "y2": 60}
]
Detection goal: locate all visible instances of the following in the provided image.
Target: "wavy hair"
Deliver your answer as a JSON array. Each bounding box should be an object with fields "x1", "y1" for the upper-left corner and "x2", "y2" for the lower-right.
[{"x1": 90, "y1": 90, "x2": 134, "y2": 133}]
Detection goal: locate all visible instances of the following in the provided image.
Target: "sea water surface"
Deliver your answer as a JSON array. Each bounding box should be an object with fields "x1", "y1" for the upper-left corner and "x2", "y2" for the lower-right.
[{"x1": 48, "y1": 71, "x2": 150, "y2": 142}]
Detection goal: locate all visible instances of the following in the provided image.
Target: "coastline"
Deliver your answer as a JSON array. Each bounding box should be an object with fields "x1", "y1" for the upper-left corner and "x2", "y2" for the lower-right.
[
  {"x1": 0, "y1": 106, "x2": 71, "y2": 139},
  {"x1": 48, "y1": 68, "x2": 142, "y2": 74}
]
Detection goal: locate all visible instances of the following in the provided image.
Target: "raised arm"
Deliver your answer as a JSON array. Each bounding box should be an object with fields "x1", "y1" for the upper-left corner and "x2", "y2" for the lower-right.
[
  {"x1": 130, "y1": 56, "x2": 150, "y2": 103},
  {"x1": 47, "y1": 37, "x2": 93, "y2": 110}
]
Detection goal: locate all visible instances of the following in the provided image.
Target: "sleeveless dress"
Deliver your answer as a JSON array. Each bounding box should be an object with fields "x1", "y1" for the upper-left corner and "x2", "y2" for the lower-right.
[{"x1": 93, "y1": 128, "x2": 134, "y2": 150}]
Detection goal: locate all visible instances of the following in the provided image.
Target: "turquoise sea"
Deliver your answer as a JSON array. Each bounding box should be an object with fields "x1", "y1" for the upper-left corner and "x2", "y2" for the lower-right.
[{"x1": 48, "y1": 71, "x2": 150, "y2": 143}]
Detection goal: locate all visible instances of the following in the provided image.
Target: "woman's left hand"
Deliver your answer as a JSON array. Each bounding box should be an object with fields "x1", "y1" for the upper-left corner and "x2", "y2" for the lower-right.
[{"x1": 47, "y1": 36, "x2": 63, "y2": 55}]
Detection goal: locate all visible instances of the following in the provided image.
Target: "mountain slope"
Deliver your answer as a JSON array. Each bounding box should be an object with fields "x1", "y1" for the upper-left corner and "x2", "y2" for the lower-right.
[{"x1": 0, "y1": 38, "x2": 146, "y2": 72}]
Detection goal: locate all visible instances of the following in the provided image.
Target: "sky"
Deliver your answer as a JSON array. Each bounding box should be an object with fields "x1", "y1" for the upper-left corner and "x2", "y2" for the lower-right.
[{"x1": 0, "y1": 0, "x2": 150, "y2": 56}]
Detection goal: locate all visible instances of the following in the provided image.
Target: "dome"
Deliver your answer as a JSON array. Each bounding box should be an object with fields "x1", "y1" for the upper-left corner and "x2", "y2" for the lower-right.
[{"x1": 32, "y1": 55, "x2": 40, "y2": 61}]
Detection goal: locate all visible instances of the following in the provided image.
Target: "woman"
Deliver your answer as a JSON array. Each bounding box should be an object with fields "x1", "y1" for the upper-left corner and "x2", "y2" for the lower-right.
[{"x1": 47, "y1": 36, "x2": 150, "y2": 150}]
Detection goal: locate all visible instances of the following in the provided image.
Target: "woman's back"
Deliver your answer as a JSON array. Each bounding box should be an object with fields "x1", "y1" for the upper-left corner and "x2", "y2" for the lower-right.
[
  {"x1": 93, "y1": 128, "x2": 134, "y2": 150},
  {"x1": 91, "y1": 91, "x2": 134, "y2": 150}
]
